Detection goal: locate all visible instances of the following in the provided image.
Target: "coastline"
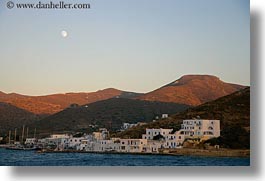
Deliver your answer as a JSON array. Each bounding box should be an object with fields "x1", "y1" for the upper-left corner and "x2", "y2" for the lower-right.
[{"x1": 37, "y1": 148, "x2": 250, "y2": 158}]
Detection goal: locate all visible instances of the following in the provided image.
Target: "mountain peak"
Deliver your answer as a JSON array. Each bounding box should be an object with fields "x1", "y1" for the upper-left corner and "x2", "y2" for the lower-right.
[
  {"x1": 168, "y1": 75, "x2": 220, "y2": 86},
  {"x1": 137, "y1": 74, "x2": 245, "y2": 106}
]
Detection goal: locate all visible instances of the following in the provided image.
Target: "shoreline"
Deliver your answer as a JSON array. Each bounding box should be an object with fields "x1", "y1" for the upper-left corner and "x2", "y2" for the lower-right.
[{"x1": 37, "y1": 148, "x2": 250, "y2": 158}]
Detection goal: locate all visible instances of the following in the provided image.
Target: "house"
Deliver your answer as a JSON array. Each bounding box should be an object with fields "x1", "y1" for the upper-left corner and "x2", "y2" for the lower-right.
[
  {"x1": 50, "y1": 134, "x2": 70, "y2": 139},
  {"x1": 92, "y1": 128, "x2": 109, "y2": 141},
  {"x1": 69, "y1": 137, "x2": 84, "y2": 149},
  {"x1": 180, "y1": 119, "x2": 220, "y2": 139},
  {"x1": 162, "y1": 114, "x2": 168, "y2": 119},
  {"x1": 79, "y1": 140, "x2": 89, "y2": 151},
  {"x1": 117, "y1": 138, "x2": 147, "y2": 153},
  {"x1": 44, "y1": 134, "x2": 71, "y2": 150},
  {"x1": 89, "y1": 138, "x2": 148, "y2": 153},
  {"x1": 164, "y1": 132, "x2": 185, "y2": 148},
  {"x1": 142, "y1": 140, "x2": 163, "y2": 153},
  {"x1": 121, "y1": 123, "x2": 137, "y2": 131},
  {"x1": 142, "y1": 128, "x2": 173, "y2": 140}
]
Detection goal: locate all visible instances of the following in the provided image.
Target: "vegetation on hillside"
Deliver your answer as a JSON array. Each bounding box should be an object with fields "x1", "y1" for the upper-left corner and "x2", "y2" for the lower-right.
[{"x1": 29, "y1": 98, "x2": 189, "y2": 137}]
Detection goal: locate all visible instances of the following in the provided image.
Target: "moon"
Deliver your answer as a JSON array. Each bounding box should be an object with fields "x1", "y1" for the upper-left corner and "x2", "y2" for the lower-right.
[{"x1": 61, "y1": 30, "x2": 68, "y2": 38}]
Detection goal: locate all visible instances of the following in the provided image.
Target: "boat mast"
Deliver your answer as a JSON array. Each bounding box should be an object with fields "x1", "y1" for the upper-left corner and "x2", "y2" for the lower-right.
[
  {"x1": 21, "y1": 125, "x2": 25, "y2": 145},
  {"x1": 8, "y1": 130, "x2": 11, "y2": 145},
  {"x1": 14, "y1": 128, "x2": 17, "y2": 142},
  {"x1": 34, "y1": 128, "x2": 36, "y2": 138},
  {"x1": 26, "y1": 127, "x2": 29, "y2": 139}
]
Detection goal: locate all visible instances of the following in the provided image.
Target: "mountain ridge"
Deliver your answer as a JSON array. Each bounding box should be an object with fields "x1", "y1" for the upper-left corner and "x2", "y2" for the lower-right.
[{"x1": 0, "y1": 75, "x2": 246, "y2": 115}]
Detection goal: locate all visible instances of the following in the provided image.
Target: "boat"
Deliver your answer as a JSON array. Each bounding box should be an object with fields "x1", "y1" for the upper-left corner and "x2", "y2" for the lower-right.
[{"x1": 5, "y1": 145, "x2": 40, "y2": 151}]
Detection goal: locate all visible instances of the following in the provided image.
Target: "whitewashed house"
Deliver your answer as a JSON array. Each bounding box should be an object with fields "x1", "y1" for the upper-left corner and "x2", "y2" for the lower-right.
[
  {"x1": 142, "y1": 140, "x2": 164, "y2": 153},
  {"x1": 142, "y1": 128, "x2": 173, "y2": 140},
  {"x1": 162, "y1": 114, "x2": 169, "y2": 119},
  {"x1": 180, "y1": 119, "x2": 220, "y2": 139},
  {"x1": 118, "y1": 139, "x2": 147, "y2": 153},
  {"x1": 164, "y1": 131, "x2": 185, "y2": 148},
  {"x1": 121, "y1": 123, "x2": 137, "y2": 131},
  {"x1": 92, "y1": 128, "x2": 109, "y2": 141},
  {"x1": 69, "y1": 137, "x2": 85, "y2": 149}
]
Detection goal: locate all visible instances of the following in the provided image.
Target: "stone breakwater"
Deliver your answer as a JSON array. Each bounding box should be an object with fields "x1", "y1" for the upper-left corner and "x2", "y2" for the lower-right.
[{"x1": 161, "y1": 148, "x2": 250, "y2": 157}]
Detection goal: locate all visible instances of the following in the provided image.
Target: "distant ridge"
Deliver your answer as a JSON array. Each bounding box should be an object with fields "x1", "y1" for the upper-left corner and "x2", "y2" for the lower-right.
[{"x1": 0, "y1": 88, "x2": 142, "y2": 115}]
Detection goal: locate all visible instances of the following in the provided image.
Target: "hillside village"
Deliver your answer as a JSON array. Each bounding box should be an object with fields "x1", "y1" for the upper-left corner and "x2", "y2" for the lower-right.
[{"x1": 9, "y1": 119, "x2": 221, "y2": 154}]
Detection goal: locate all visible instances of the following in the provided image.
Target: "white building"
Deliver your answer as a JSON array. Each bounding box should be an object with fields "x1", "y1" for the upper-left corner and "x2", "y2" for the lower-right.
[
  {"x1": 164, "y1": 131, "x2": 185, "y2": 149},
  {"x1": 142, "y1": 128, "x2": 173, "y2": 140},
  {"x1": 50, "y1": 134, "x2": 70, "y2": 139},
  {"x1": 69, "y1": 137, "x2": 85, "y2": 149},
  {"x1": 79, "y1": 139, "x2": 89, "y2": 151},
  {"x1": 121, "y1": 123, "x2": 137, "y2": 131},
  {"x1": 142, "y1": 140, "x2": 163, "y2": 153},
  {"x1": 162, "y1": 114, "x2": 169, "y2": 119},
  {"x1": 93, "y1": 128, "x2": 109, "y2": 141},
  {"x1": 180, "y1": 119, "x2": 220, "y2": 139},
  {"x1": 85, "y1": 138, "x2": 148, "y2": 153},
  {"x1": 118, "y1": 139, "x2": 147, "y2": 153}
]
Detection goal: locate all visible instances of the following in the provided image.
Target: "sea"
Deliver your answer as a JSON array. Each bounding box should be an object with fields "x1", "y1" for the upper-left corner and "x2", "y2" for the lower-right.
[{"x1": 0, "y1": 148, "x2": 250, "y2": 166}]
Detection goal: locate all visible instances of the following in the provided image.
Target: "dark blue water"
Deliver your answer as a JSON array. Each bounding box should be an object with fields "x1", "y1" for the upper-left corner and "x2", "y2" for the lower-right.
[{"x1": 0, "y1": 148, "x2": 250, "y2": 166}]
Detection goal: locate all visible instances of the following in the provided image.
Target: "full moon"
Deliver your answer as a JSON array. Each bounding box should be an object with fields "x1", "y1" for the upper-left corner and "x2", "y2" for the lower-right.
[{"x1": 61, "y1": 30, "x2": 68, "y2": 38}]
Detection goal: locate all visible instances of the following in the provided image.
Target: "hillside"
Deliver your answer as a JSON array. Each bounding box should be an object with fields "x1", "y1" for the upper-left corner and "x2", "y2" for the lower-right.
[
  {"x1": 116, "y1": 87, "x2": 250, "y2": 148},
  {"x1": 0, "y1": 89, "x2": 141, "y2": 115},
  {"x1": 0, "y1": 102, "x2": 40, "y2": 135},
  {"x1": 30, "y1": 98, "x2": 190, "y2": 136},
  {"x1": 136, "y1": 75, "x2": 245, "y2": 106}
]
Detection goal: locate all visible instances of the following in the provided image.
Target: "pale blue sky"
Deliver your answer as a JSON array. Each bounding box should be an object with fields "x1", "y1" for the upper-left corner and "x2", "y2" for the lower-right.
[{"x1": 0, "y1": 0, "x2": 250, "y2": 95}]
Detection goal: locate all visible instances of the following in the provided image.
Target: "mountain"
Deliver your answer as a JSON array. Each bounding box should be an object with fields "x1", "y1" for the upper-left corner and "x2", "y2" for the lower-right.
[
  {"x1": 29, "y1": 98, "x2": 190, "y2": 137},
  {"x1": 0, "y1": 88, "x2": 142, "y2": 115},
  {"x1": 116, "y1": 87, "x2": 250, "y2": 149},
  {"x1": 0, "y1": 102, "x2": 40, "y2": 135},
  {"x1": 0, "y1": 75, "x2": 245, "y2": 115},
  {"x1": 136, "y1": 75, "x2": 246, "y2": 106}
]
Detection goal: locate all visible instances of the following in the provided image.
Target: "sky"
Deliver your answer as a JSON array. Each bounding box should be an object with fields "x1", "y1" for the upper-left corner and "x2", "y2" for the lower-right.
[{"x1": 0, "y1": 0, "x2": 250, "y2": 95}]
